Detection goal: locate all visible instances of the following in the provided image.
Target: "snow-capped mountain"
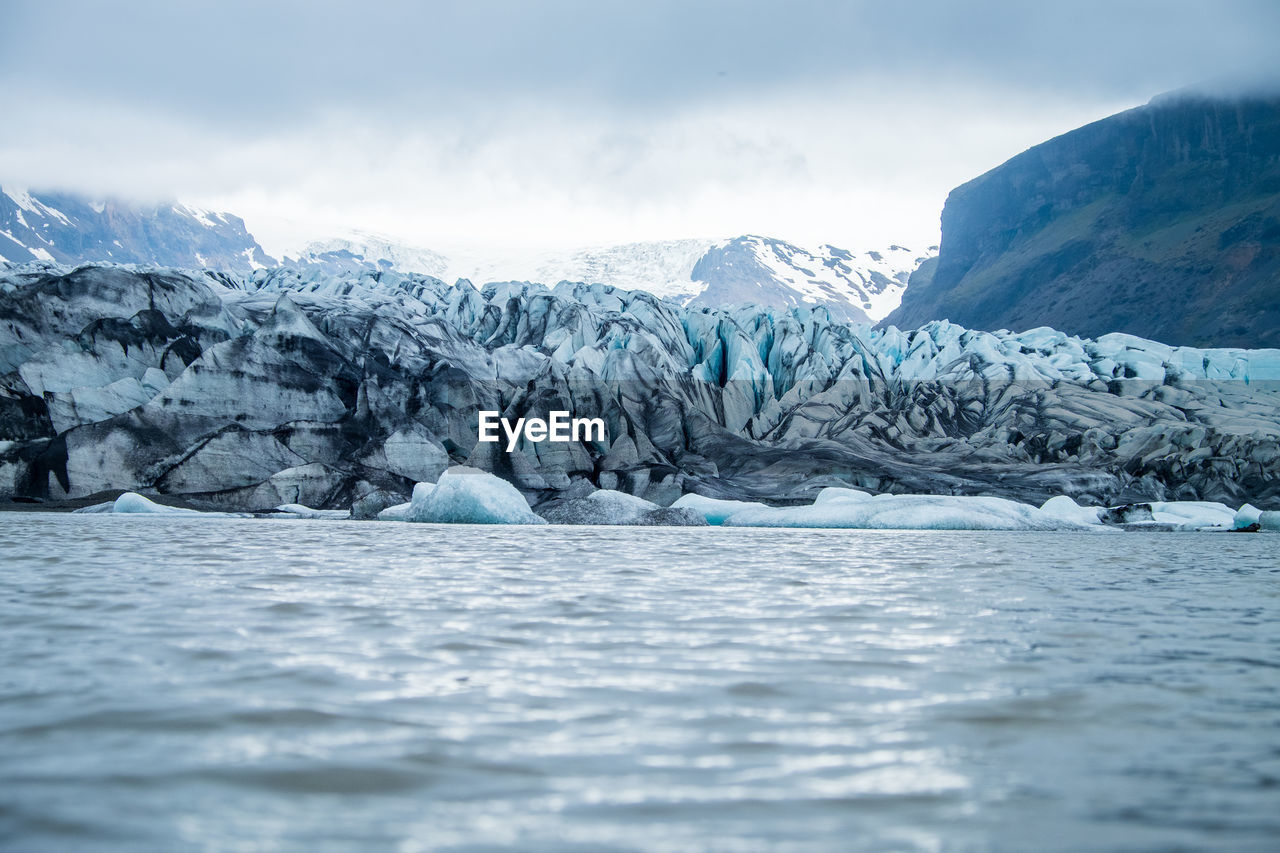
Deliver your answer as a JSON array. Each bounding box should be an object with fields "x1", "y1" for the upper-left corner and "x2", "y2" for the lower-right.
[
  {"x1": 283, "y1": 233, "x2": 932, "y2": 322},
  {"x1": 440, "y1": 238, "x2": 714, "y2": 303},
  {"x1": 687, "y1": 237, "x2": 928, "y2": 323},
  {"x1": 0, "y1": 187, "x2": 275, "y2": 272},
  {"x1": 1, "y1": 186, "x2": 930, "y2": 320},
  {"x1": 281, "y1": 231, "x2": 449, "y2": 278}
]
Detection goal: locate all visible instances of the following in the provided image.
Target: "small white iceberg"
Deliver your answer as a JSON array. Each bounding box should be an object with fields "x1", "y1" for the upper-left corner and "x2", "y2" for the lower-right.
[
  {"x1": 1039, "y1": 495, "x2": 1105, "y2": 526},
  {"x1": 1233, "y1": 503, "x2": 1280, "y2": 531},
  {"x1": 542, "y1": 490, "x2": 706, "y2": 525},
  {"x1": 73, "y1": 492, "x2": 230, "y2": 516},
  {"x1": 724, "y1": 492, "x2": 1082, "y2": 531},
  {"x1": 401, "y1": 468, "x2": 545, "y2": 525},
  {"x1": 377, "y1": 502, "x2": 413, "y2": 521},
  {"x1": 1147, "y1": 501, "x2": 1236, "y2": 530},
  {"x1": 273, "y1": 503, "x2": 350, "y2": 520},
  {"x1": 671, "y1": 494, "x2": 768, "y2": 525}
]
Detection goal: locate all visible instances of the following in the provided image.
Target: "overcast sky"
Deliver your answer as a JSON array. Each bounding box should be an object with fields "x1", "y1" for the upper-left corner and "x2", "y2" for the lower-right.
[{"x1": 3, "y1": 0, "x2": 1279, "y2": 253}]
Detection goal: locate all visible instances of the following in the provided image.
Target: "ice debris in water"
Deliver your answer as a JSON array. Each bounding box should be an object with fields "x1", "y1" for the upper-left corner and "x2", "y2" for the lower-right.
[
  {"x1": 73, "y1": 492, "x2": 222, "y2": 515},
  {"x1": 1147, "y1": 501, "x2": 1236, "y2": 529},
  {"x1": 724, "y1": 493, "x2": 1085, "y2": 530},
  {"x1": 1039, "y1": 495, "x2": 1105, "y2": 526},
  {"x1": 1234, "y1": 503, "x2": 1280, "y2": 531},
  {"x1": 716, "y1": 490, "x2": 1251, "y2": 532},
  {"x1": 402, "y1": 468, "x2": 545, "y2": 525},
  {"x1": 1234, "y1": 504, "x2": 1263, "y2": 529},
  {"x1": 376, "y1": 502, "x2": 412, "y2": 521},
  {"x1": 273, "y1": 503, "x2": 350, "y2": 519},
  {"x1": 541, "y1": 490, "x2": 707, "y2": 525},
  {"x1": 813, "y1": 487, "x2": 873, "y2": 505},
  {"x1": 671, "y1": 494, "x2": 769, "y2": 525}
]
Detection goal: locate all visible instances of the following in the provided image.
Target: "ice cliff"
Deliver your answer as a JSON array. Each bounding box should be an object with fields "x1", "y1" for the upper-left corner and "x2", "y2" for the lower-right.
[{"x1": 1, "y1": 263, "x2": 1278, "y2": 510}]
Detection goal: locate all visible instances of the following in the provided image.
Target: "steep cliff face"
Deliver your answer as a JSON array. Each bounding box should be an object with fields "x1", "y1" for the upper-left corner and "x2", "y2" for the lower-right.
[
  {"x1": 2, "y1": 263, "x2": 1278, "y2": 511},
  {"x1": 886, "y1": 91, "x2": 1280, "y2": 347}
]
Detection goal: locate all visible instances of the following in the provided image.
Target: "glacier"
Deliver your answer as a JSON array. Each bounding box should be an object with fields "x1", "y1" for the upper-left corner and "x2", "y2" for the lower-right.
[{"x1": 1, "y1": 262, "x2": 1278, "y2": 516}]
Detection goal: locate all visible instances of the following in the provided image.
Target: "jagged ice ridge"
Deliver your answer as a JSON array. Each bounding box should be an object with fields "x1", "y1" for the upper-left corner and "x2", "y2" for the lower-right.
[{"x1": 1, "y1": 262, "x2": 1277, "y2": 513}]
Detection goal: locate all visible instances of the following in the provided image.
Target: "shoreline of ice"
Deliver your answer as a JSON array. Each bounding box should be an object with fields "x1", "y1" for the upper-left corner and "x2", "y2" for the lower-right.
[{"x1": 58, "y1": 469, "x2": 1278, "y2": 533}]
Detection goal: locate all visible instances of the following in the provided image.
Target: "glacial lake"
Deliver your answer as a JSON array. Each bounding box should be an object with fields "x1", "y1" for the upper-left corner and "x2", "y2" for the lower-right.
[{"x1": 1, "y1": 513, "x2": 1277, "y2": 851}]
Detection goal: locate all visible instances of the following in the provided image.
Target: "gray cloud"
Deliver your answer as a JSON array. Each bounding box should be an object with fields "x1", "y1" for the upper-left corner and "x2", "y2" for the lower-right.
[
  {"x1": 5, "y1": 0, "x2": 1279, "y2": 124},
  {"x1": 2, "y1": 1, "x2": 1278, "y2": 250}
]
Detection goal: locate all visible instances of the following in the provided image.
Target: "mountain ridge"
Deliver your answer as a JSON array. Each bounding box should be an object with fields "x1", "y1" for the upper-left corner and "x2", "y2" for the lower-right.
[
  {"x1": 1, "y1": 186, "x2": 930, "y2": 321},
  {"x1": 885, "y1": 90, "x2": 1280, "y2": 347},
  {"x1": 1, "y1": 187, "x2": 275, "y2": 272}
]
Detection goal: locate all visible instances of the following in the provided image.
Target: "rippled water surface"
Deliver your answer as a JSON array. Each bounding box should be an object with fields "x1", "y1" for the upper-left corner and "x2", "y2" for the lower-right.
[{"x1": 1, "y1": 513, "x2": 1278, "y2": 851}]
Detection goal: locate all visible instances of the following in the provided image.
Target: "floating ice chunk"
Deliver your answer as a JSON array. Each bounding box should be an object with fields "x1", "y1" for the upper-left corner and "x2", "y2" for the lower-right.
[
  {"x1": 72, "y1": 491, "x2": 220, "y2": 515},
  {"x1": 671, "y1": 494, "x2": 768, "y2": 525},
  {"x1": 113, "y1": 492, "x2": 210, "y2": 514},
  {"x1": 1233, "y1": 504, "x2": 1263, "y2": 530},
  {"x1": 405, "y1": 468, "x2": 545, "y2": 525},
  {"x1": 401, "y1": 481, "x2": 438, "y2": 521},
  {"x1": 1260, "y1": 511, "x2": 1280, "y2": 532},
  {"x1": 1040, "y1": 495, "x2": 1104, "y2": 526},
  {"x1": 813, "y1": 487, "x2": 873, "y2": 506},
  {"x1": 1148, "y1": 501, "x2": 1235, "y2": 529},
  {"x1": 724, "y1": 493, "x2": 1081, "y2": 530},
  {"x1": 543, "y1": 490, "x2": 707, "y2": 525},
  {"x1": 274, "y1": 503, "x2": 350, "y2": 519},
  {"x1": 377, "y1": 501, "x2": 412, "y2": 521}
]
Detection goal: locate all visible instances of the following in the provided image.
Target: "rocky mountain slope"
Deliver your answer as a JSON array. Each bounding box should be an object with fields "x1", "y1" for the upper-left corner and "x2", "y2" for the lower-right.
[
  {"x1": 886, "y1": 90, "x2": 1280, "y2": 347},
  {"x1": 2, "y1": 263, "x2": 1277, "y2": 511},
  {"x1": 0, "y1": 187, "x2": 275, "y2": 272}
]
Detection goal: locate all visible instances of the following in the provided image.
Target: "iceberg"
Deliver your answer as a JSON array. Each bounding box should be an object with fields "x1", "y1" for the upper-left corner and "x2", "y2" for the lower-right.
[
  {"x1": 813, "y1": 487, "x2": 874, "y2": 505},
  {"x1": 1233, "y1": 504, "x2": 1263, "y2": 530},
  {"x1": 377, "y1": 502, "x2": 412, "y2": 521},
  {"x1": 542, "y1": 490, "x2": 707, "y2": 526},
  {"x1": 1039, "y1": 495, "x2": 1104, "y2": 526},
  {"x1": 724, "y1": 493, "x2": 1082, "y2": 530},
  {"x1": 1147, "y1": 501, "x2": 1235, "y2": 529},
  {"x1": 404, "y1": 468, "x2": 545, "y2": 525},
  {"x1": 273, "y1": 503, "x2": 351, "y2": 519},
  {"x1": 1229, "y1": 504, "x2": 1279, "y2": 530},
  {"x1": 72, "y1": 492, "x2": 225, "y2": 516},
  {"x1": 401, "y1": 481, "x2": 438, "y2": 522},
  {"x1": 670, "y1": 494, "x2": 768, "y2": 525}
]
